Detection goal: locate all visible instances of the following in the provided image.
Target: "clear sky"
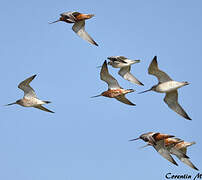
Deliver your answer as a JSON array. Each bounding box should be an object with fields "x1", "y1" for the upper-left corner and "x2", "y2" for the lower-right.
[{"x1": 0, "y1": 0, "x2": 202, "y2": 179}]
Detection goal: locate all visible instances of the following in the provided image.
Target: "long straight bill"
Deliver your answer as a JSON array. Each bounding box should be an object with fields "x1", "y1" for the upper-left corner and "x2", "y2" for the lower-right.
[
  {"x1": 5, "y1": 102, "x2": 16, "y2": 106},
  {"x1": 49, "y1": 19, "x2": 60, "y2": 24},
  {"x1": 129, "y1": 137, "x2": 140, "y2": 141},
  {"x1": 138, "y1": 88, "x2": 152, "y2": 94},
  {"x1": 90, "y1": 94, "x2": 102, "y2": 98}
]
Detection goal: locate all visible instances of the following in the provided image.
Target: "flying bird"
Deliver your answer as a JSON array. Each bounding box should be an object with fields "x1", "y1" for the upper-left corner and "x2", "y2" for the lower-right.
[
  {"x1": 91, "y1": 60, "x2": 135, "y2": 106},
  {"x1": 137, "y1": 135, "x2": 199, "y2": 170},
  {"x1": 49, "y1": 11, "x2": 98, "y2": 46},
  {"x1": 139, "y1": 56, "x2": 191, "y2": 120},
  {"x1": 130, "y1": 132, "x2": 178, "y2": 166},
  {"x1": 107, "y1": 56, "x2": 144, "y2": 86},
  {"x1": 6, "y1": 75, "x2": 54, "y2": 113}
]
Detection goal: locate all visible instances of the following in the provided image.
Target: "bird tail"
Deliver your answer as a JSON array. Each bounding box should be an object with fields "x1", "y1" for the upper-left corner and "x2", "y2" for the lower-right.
[
  {"x1": 183, "y1": 141, "x2": 196, "y2": 148},
  {"x1": 183, "y1": 81, "x2": 190, "y2": 86},
  {"x1": 86, "y1": 14, "x2": 95, "y2": 18},
  {"x1": 43, "y1": 101, "x2": 51, "y2": 104},
  {"x1": 126, "y1": 89, "x2": 135, "y2": 94}
]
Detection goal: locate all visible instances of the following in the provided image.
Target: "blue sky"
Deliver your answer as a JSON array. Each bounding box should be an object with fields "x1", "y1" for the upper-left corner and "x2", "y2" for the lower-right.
[{"x1": 0, "y1": 0, "x2": 202, "y2": 179}]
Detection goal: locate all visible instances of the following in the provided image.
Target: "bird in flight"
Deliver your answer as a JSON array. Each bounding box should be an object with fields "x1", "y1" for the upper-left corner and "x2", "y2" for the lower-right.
[
  {"x1": 139, "y1": 56, "x2": 191, "y2": 120},
  {"x1": 91, "y1": 60, "x2": 135, "y2": 106},
  {"x1": 49, "y1": 11, "x2": 98, "y2": 46},
  {"x1": 138, "y1": 136, "x2": 199, "y2": 171},
  {"x1": 130, "y1": 132, "x2": 178, "y2": 166},
  {"x1": 107, "y1": 56, "x2": 144, "y2": 86},
  {"x1": 6, "y1": 75, "x2": 54, "y2": 113}
]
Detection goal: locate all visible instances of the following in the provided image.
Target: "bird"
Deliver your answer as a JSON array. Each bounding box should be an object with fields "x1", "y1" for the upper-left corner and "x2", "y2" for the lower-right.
[
  {"x1": 107, "y1": 56, "x2": 144, "y2": 86},
  {"x1": 139, "y1": 136, "x2": 199, "y2": 170},
  {"x1": 165, "y1": 138, "x2": 199, "y2": 171},
  {"x1": 130, "y1": 132, "x2": 178, "y2": 166},
  {"x1": 49, "y1": 11, "x2": 98, "y2": 46},
  {"x1": 139, "y1": 56, "x2": 191, "y2": 120},
  {"x1": 91, "y1": 60, "x2": 135, "y2": 106},
  {"x1": 5, "y1": 75, "x2": 54, "y2": 113}
]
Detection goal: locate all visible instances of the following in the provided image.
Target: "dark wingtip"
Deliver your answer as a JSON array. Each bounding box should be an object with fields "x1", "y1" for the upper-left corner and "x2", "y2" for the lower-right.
[
  {"x1": 47, "y1": 109, "x2": 55, "y2": 113},
  {"x1": 194, "y1": 166, "x2": 199, "y2": 171},
  {"x1": 92, "y1": 40, "x2": 99, "y2": 46},
  {"x1": 171, "y1": 160, "x2": 178, "y2": 166},
  {"x1": 33, "y1": 74, "x2": 37, "y2": 79},
  {"x1": 185, "y1": 115, "x2": 192, "y2": 120},
  {"x1": 183, "y1": 154, "x2": 190, "y2": 159},
  {"x1": 153, "y1": 56, "x2": 157, "y2": 62}
]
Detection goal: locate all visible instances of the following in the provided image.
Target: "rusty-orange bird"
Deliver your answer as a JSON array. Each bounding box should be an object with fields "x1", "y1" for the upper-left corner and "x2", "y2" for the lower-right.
[
  {"x1": 91, "y1": 60, "x2": 135, "y2": 106},
  {"x1": 130, "y1": 132, "x2": 178, "y2": 166},
  {"x1": 49, "y1": 11, "x2": 98, "y2": 46}
]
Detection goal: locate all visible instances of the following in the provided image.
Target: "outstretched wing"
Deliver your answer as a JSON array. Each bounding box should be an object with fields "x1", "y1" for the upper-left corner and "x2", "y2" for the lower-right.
[
  {"x1": 34, "y1": 105, "x2": 54, "y2": 113},
  {"x1": 175, "y1": 155, "x2": 199, "y2": 171},
  {"x1": 148, "y1": 56, "x2": 172, "y2": 83},
  {"x1": 72, "y1": 20, "x2": 98, "y2": 46},
  {"x1": 100, "y1": 60, "x2": 121, "y2": 89},
  {"x1": 116, "y1": 56, "x2": 128, "y2": 63},
  {"x1": 153, "y1": 140, "x2": 178, "y2": 166},
  {"x1": 164, "y1": 91, "x2": 191, "y2": 120},
  {"x1": 170, "y1": 147, "x2": 189, "y2": 159},
  {"x1": 119, "y1": 66, "x2": 144, "y2": 86},
  {"x1": 152, "y1": 133, "x2": 175, "y2": 144},
  {"x1": 18, "y1": 75, "x2": 37, "y2": 98},
  {"x1": 115, "y1": 95, "x2": 135, "y2": 106}
]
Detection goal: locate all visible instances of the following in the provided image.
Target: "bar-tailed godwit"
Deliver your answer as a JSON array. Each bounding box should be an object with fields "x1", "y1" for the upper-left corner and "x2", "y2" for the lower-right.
[
  {"x1": 130, "y1": 132, "x2": 178, "y2": 166},
  {"x1": 107, "y1": 56, "x2": 144, "y2": 86},
  {"x1": 134, "y1": 134, "x2": 199, "y2": 170},
  {"x1": 6, "y1": 75, "x2": 54, "y2": 113},
  {"x1": 139, "y1": 56, "x2": 191, "y2": 120},
  {"x1": 91, "y1": 60, "x2": 135, "y2": 106},
  {"x1": 49, "y1": 11, "x2": 98, "y2": 46}
]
